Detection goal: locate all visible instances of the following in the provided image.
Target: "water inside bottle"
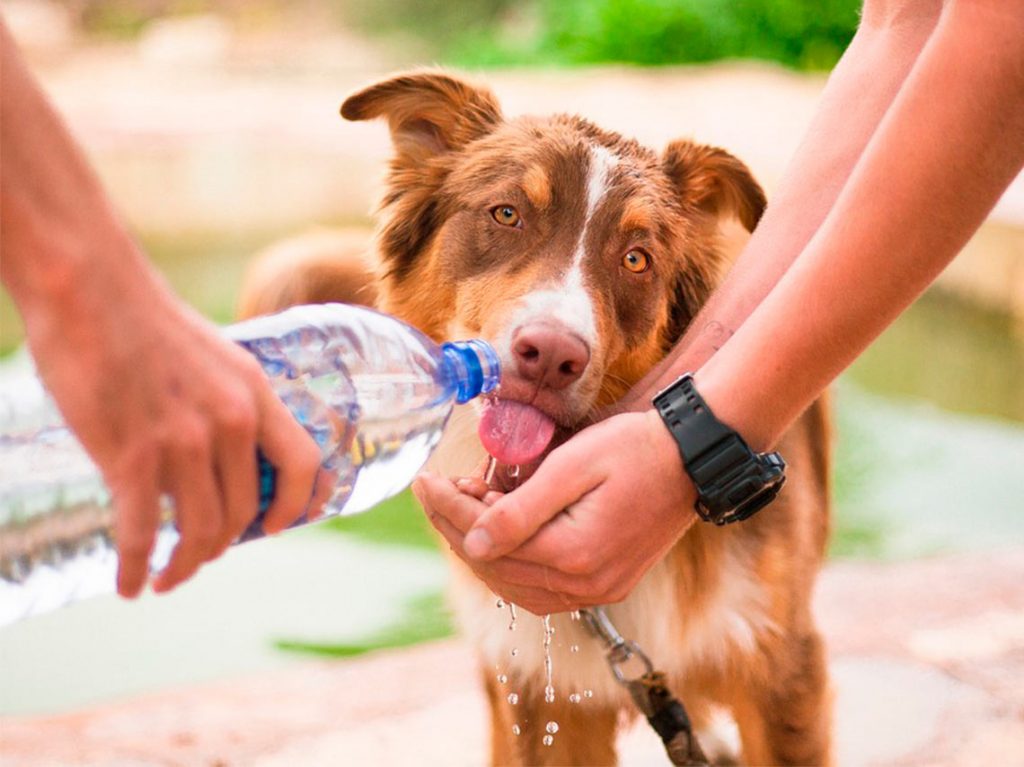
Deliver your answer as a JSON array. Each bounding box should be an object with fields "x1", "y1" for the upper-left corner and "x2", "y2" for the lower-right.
[{"x1": 0, "y1": 303, "x2": 491, "y2": 627}]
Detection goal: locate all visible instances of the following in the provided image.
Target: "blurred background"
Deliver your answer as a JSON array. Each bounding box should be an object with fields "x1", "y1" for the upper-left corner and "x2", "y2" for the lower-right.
[{"x1": 1, "y1": 0, "x2": 1022, "y2": 760}]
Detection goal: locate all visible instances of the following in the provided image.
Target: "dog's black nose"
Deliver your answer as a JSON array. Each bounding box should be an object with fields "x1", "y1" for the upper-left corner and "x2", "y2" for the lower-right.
[{"x1": 512, "y1": 323, "x2": 590, "y2": 390}]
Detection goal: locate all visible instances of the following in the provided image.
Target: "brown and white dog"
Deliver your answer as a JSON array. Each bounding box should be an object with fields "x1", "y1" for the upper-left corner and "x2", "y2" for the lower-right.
[{"x1": 239, "y1": 71, "x2": 832, "y2": 766}]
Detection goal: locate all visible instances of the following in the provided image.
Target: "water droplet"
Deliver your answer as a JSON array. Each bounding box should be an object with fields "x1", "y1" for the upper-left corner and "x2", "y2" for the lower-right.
[
  {"x1": 570, "y1": 610, "x2": 581, "y2": 621},
  {"x1": 543, "y1": 735, "x2": 554, "y2": 747},
  {"x1": 546, "y1": 721, "x2": 559, "y2": 734},
  {"x1": 570, "y1": 644, "x2": 579, "y2": 653},
  {"x1": 484, "y1": 455, "x2": 499, "y2": 486},
  {"x1": 512, "y1": 724, "x2": 521, "y2": 736},
  {"x1": 510, "y1": 647, "x2": 518, "y2": 657},
  {"x1": 496, "y1": 598, "x2": 505, "y2": 609},
  {"x1": 508, "y1": 464, "x2": 520, "y2": 479},
  {"x1": 569, "y1": 693, "x2": 582, "y2": 704},
  {"x1": 542, "y1": 614, "x2": 555, "y2": 703},
  {"x1": 507, "y1": 693, "x2": 519, "y2": 705},
  {"x1": 497, "y1": 674, "x2": 508, "y2": 684},
  {"x1": 583, "y1": 689, "x2": 593, "y2": 699}
]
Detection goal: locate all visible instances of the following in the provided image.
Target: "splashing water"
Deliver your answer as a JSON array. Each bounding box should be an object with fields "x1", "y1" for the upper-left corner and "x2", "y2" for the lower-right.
[{"x1": 542, "y1": 614, "x2": 555, "y2": 703}]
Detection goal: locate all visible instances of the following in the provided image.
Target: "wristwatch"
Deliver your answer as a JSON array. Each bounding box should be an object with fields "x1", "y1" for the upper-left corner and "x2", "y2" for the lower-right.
[{"x1": 653, "y1": 374, "x2": 786, "y2": 525}]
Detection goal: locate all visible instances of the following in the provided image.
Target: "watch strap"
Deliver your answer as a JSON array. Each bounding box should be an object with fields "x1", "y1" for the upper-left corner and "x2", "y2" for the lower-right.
[{"x1": 653, "y1": 374, "x2": 786, "y2": 525}]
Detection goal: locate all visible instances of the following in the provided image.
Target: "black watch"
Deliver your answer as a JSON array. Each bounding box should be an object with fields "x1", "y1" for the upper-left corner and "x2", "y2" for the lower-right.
[{"x1": 653, "y1": 374, "x2": 786, "y2": 525}]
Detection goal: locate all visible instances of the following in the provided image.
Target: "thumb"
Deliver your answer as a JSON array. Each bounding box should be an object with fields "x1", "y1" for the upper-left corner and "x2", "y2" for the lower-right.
[{"x1": 464, "y1": 442, "x2": 600, "y2": 560}]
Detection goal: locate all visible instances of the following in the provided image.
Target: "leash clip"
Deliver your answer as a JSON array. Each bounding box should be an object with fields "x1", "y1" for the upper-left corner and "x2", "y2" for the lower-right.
[{"x1": 581, "y1": 607, "x2": 654, "y2": 685}]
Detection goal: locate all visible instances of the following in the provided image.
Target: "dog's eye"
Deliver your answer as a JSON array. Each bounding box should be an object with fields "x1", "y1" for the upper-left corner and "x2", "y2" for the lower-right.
[
  {"x1": 491, "y1": 205, "x2": 521, "y2": 227},
  {"x1": 622, "y1": 249, "x2": 651, "y2": 274}
]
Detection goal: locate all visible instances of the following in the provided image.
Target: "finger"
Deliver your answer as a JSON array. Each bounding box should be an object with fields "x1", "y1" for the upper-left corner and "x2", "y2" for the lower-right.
[
  {"x1": 428, "y1": 513, "x2": 577, "y2": 614},
  {"x1": 455, "y1": 476, "x2": 492, "y2": 501},
  {"x1": 306, "y1": 466, "x2": 335, "y2": 522},
  {"x1": 212, "y1": 414, "x2": 259, "y2": 556},
  {"x1": 112, "y1": 449, "x2": 161, "y2": 598},
  {"x1": 153, "y1": 427, "x2": 222, "y2": 593},
  {"x1": 257, "y1": 387, "x2": 322, "y2": 534},
  {"x1": 414, "y1": 472, "x2": 488, "y2": 534},
  {"x1": 426, "y1": 507, "x2": 467, "y2": 555},
  {"x1": 464, "y1": 442, "x2": 602, "y2": 560}
]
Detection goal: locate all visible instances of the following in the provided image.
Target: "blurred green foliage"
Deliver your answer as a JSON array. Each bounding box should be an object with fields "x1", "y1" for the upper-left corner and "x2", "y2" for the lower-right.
[
  {"x1": 275, "y1": 591, "x2": 454, "y2": 658},
  {"x1": 73, "y1": 0, "x2": 860, "y2": 71},
  {"x1": 347, "y1": 0, "x2": 861, "y2": 71},
  {"x1": 318, "y1": 489, "x2": 440, "y2": 550}
]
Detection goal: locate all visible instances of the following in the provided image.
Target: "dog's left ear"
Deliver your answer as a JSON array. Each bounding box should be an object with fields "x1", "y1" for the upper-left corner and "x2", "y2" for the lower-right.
[
  {"x1": 660, "y1": 141, "x2": 765, "y2": 347},
  {"x1": 341, "y1": 70, "x2": 503, "y2": 164},
  {"x1": 662, "y1": 140, "x2": 766, "y2": 233}
]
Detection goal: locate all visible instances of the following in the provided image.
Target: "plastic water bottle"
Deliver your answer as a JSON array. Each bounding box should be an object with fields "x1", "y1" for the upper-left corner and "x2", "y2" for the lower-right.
[{"x1": 0, "y1": 303, "x2": 500, "y2": 627}]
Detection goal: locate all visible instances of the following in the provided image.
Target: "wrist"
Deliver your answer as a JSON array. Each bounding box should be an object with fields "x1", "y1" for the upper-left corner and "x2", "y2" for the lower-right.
[
  {"x1": 691, "y1": 363, "x2": 776, "y2": 453},
  {"x1": 651, "y1": 372, "x2": 786, "y2": 525}
]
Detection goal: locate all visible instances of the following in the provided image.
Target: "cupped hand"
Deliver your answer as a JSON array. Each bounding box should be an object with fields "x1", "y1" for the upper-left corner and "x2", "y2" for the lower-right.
[
  {"x1": 26, "y1": 259, "x2": 325, "y2": 598},
  {"x1": 413, "y1": 410, "x2": 699, "y2": 615}
]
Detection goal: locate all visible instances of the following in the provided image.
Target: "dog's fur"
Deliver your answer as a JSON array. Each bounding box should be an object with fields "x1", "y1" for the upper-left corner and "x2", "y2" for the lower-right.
[{"x1": 239, "y1": 71, "x2": 832, "y2": 766}]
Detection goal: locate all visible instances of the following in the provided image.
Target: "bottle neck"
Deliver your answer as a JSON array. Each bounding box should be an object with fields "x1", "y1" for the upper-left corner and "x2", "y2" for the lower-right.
[{"x1": 441, "y1": 340, "x2": 501, "y2": 404}]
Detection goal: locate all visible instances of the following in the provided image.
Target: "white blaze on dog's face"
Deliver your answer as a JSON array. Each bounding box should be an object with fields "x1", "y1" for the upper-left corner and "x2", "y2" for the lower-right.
[{"x1": 341, "y1": 71, "x2": 765, "y2": 466}]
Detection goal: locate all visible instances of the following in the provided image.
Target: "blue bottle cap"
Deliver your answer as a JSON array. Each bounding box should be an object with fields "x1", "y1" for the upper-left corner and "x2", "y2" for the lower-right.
[{"x1": 442, "y1": 340, "x2": 501, "y2": 404}]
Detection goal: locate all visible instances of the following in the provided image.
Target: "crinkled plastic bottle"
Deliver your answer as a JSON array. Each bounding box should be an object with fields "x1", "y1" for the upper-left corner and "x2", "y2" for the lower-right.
[{"x1": 0, "y1": 303, "x2": 499, "y2": 627}]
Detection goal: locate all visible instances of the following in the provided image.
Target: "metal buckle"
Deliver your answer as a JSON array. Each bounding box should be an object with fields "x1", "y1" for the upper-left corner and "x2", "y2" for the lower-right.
[{"x1": 581, "y1": 607, "x2": 654, "y2": 685}]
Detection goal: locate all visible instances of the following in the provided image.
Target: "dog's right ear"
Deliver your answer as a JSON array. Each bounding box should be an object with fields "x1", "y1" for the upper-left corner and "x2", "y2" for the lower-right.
[{"x1": 341, "y1": 71, "x2": 503, "y2": 164}]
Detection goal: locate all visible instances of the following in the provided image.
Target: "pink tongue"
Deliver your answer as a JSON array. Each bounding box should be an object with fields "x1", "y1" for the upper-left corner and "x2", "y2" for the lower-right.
[{"x1": 478, "y1": 400, "x2": 557, "y2": 466}]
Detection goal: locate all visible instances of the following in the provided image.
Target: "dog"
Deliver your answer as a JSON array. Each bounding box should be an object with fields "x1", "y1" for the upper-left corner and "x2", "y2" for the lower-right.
[{"x1": 239, "y1": 70, "x2": 832, "y2": 766}]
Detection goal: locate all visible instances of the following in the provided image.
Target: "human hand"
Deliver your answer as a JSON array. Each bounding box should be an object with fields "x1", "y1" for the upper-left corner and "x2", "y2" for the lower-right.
[
  {"x1": 413, "y1": 410, "x2": 698, "y2": 615},
  {"x1": 24, "y1": 252, "x2": 325, "y2": 598}
]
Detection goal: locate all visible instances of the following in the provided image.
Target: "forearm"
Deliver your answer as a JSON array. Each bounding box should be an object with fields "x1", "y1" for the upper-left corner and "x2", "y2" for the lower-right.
[
  {"x1": 697, "y1": 0, "x2": 1024, "y2": 450},
  {"x1": 623, "y1": 3, "x2": 942, "y2": 407},
  {"x1": 0, "y1": 21, "x2": 163, "y2": 322}
]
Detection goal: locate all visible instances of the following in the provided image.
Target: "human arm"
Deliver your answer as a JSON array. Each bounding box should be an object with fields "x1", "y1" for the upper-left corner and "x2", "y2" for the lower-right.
[
  {"x1": 0, "y1": 20, "x2": 324, "y2": 597},
  {"x1": 695, "y1": 0, "x2": 1024, "y2": 450},
  {"x1": 416, "y1": 0, "x2": 1024, "y2": 613}
]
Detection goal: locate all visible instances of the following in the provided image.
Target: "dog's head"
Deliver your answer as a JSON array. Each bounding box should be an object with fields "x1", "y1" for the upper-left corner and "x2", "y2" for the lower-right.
[{"x1": 342, "y1": 71, "x2": 764, "y2": 466}]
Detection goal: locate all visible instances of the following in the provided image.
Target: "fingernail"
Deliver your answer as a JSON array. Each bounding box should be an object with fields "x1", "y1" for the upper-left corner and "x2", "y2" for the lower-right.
[{"x1": 464, "y1": 528, "x2": 493, "y2": 559}]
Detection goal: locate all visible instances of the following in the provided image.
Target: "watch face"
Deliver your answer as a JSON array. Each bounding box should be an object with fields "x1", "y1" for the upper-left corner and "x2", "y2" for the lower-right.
[{"x1": 703, "y1": 472, "x2": 786, "y2": 525}]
